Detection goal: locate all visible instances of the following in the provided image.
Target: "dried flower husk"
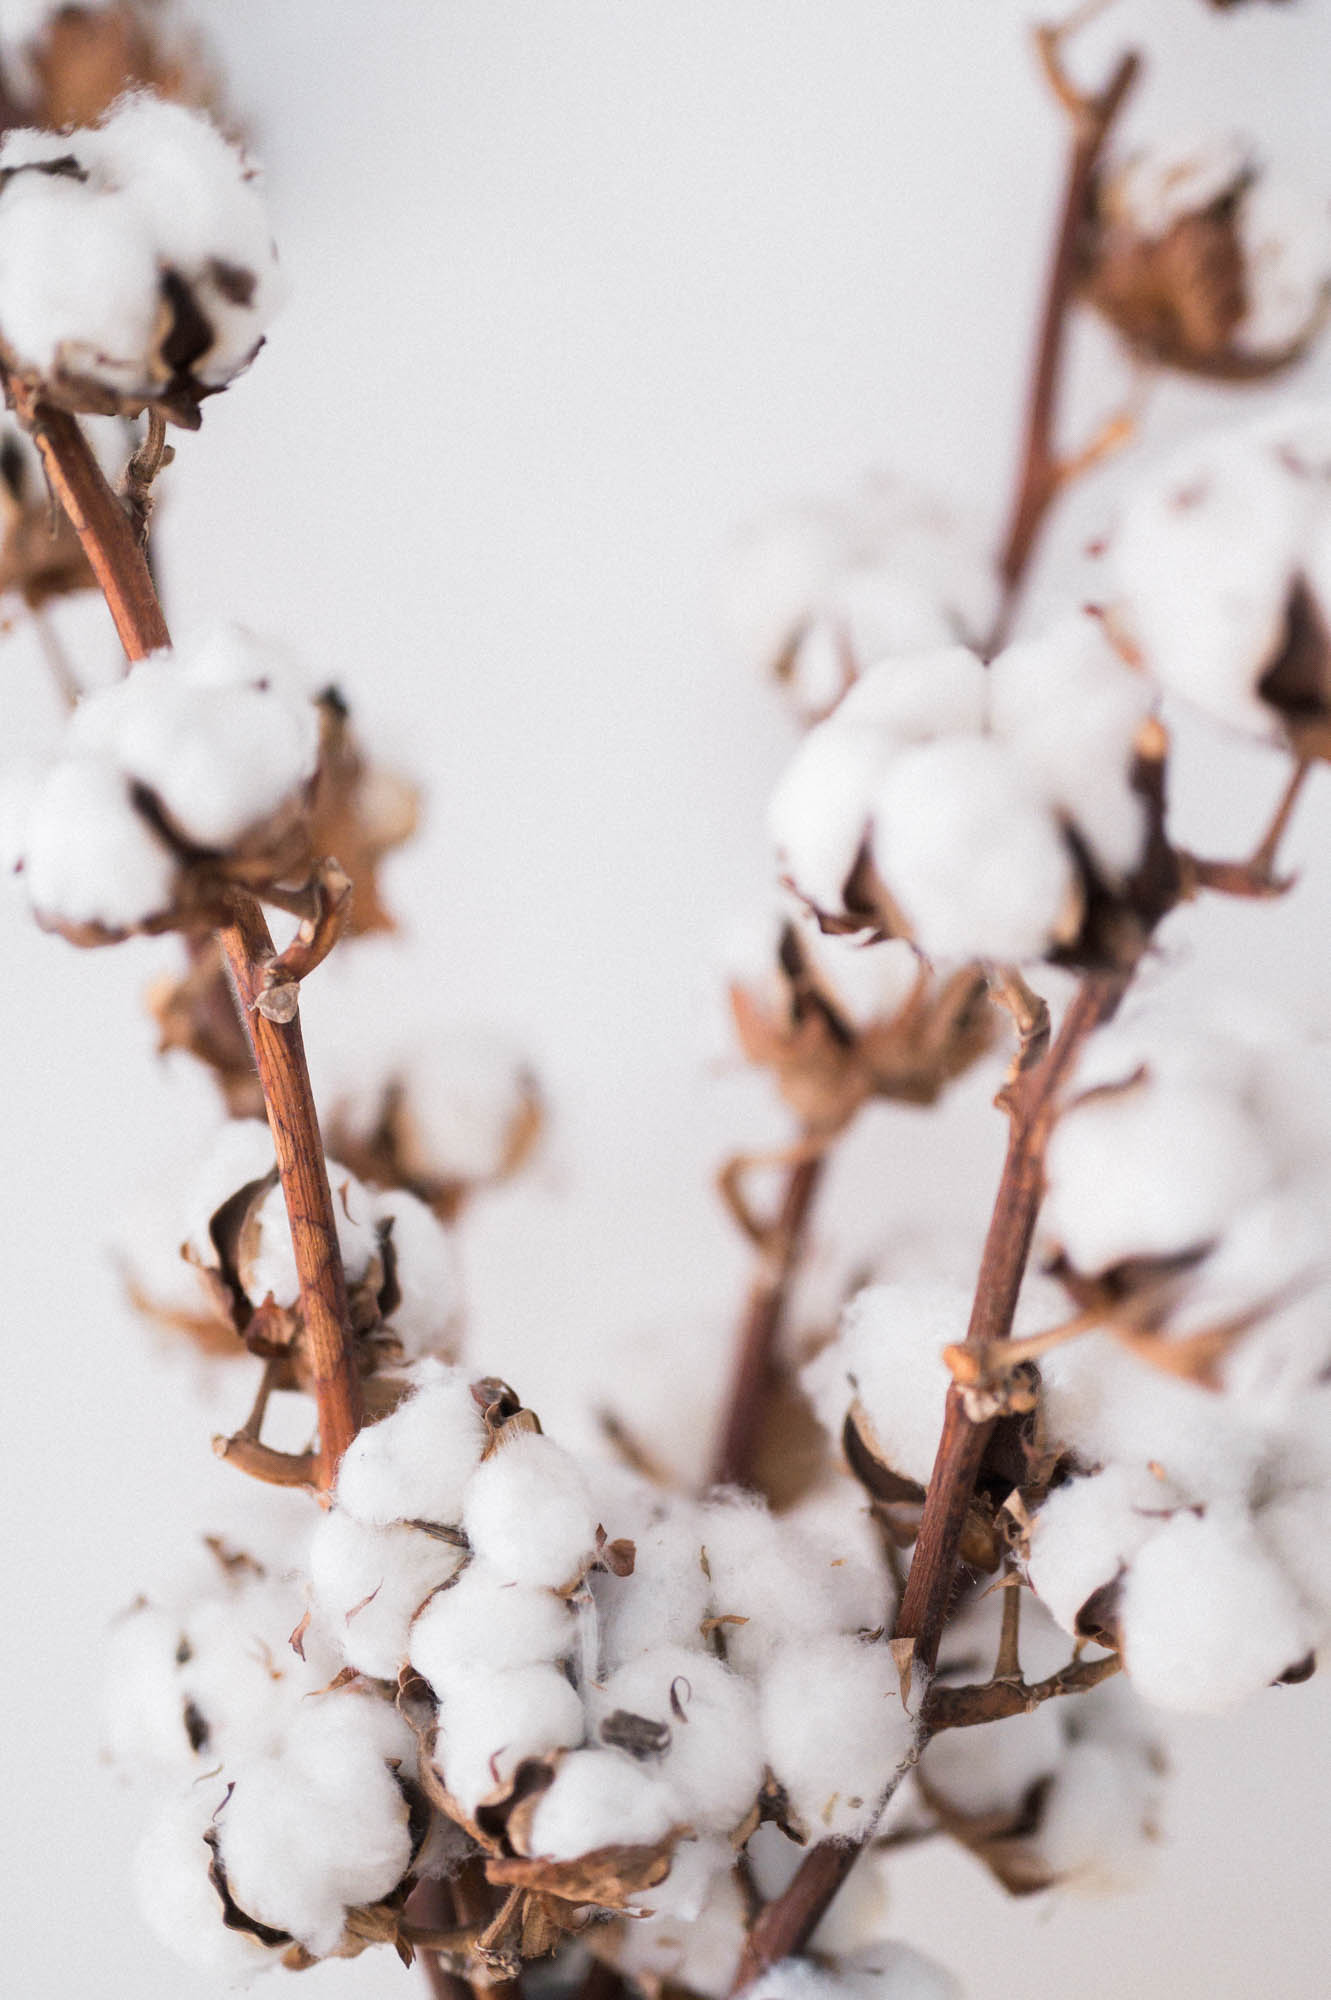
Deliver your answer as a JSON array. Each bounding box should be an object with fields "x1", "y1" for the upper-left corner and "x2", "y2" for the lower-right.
[
  {"x1": 6, "y1": 0, "x2": 218, "y2": 132},
  {"x1": 729, "y1": 925, "x2": 992, "y2": 1137},
  {"x1": 306, "y1": 689, "x2": 419, "y2": 937},
  {"x1": 326, "y1": 1061, "x2": 544, "y2": 1224},
  {"x1": 1079, "y1": 150, "x2": 1325, "y2": 381}
]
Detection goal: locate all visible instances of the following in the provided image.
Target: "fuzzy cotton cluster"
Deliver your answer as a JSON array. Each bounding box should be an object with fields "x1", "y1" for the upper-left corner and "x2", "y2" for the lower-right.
[
  {"x1": 112, "y1": 1372, "x2": 920, "y2": 1983},
  {"x1": 1112, "y1": 403, "x2": 1331, "y2": 748},
  {"x1": 130, "y1": 1115, "x2": 460, "y2": 1366},
  {"x1": 723, "y1": 472, "x2": 996, "y2": 723},
  {"x1": 0, "y1": 92, "x2": 279, "y2": 422},
  {"x1": 769, "y1": 612, "x2": 1156, "y2": 965},
  {"x1": 1083, "y1": 134, "x2": 1331, "y2": 373},
  {"x1": 105, "y1": 1544, "x2": 423, "y2": 1973},
  {"x1": 802, "y1": 1279, "x2": 969, "y2": 1494},
  {"x1": 1030, "y1": 997, "x2": 1331, "y2": 1711},
  {"x1": 3, "y1": 626, "x2": 321, "y2": 944}
]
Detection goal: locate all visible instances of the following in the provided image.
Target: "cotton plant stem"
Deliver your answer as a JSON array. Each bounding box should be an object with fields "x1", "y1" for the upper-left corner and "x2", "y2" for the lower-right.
[
  {"x1": 22, "y1": 396, "x2": 362, "y2": 1483},
  {"x1": 710, "y1": 1149, "x2": 825, "y2": 1489},
  {"x1": 895, "y1": 970, "x2": 1123, "y2": 1673},
  {"x1": 990, "y1": 45, "x2": 1140, "y2": 648}
]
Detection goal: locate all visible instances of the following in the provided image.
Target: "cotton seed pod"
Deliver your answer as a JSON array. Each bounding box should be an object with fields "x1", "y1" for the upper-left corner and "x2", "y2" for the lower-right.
[
  {"x1": 2, "y1": 1, "x2": 218, "y2": 133},
  {"x1": 1112, "y1": 405, "x2": 1331, "y2": 755},
  {"x1": 0, "y1": 93, "x2": 280, "y2": 426}
]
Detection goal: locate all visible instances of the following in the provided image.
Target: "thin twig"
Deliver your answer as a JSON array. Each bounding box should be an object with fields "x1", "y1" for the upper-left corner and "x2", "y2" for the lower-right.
[
  {"x1": 895, "y1": 971, "x2": 1125, "y2": 1674},
  {"x1": 16, "y1": 392, "x2": 363, "y2": 1484},
  {"x1": 710, "y1": 1147, "x2": 825, "y2": 1489},
  {"x1": 1184, "y1": 756, "x2": 1311, "y2": 900},
  {"x1": 990, "y1": 42, "x2": 1141, "y2": 648},
  {"x1": 923, "y1": 1648, "x2": 1122, "y2": 1731}
]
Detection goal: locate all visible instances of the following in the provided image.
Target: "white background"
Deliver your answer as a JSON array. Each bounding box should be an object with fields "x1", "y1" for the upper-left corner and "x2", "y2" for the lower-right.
[{"x1": 2, "y1": 3, "x2": 1331, "y2": 1996}]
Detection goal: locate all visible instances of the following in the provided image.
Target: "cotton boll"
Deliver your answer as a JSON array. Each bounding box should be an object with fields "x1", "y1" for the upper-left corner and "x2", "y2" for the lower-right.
[
  {"x1": 395, "y1": 1031, "x2": 539, "y2": 1185},
  {"x1": 20, "y1": 754, "x2": 177, "y2": 933},
  {"x1": 1111, "y1": 415, "x2": 1322, "y2": 737},
  {"x1": 1035, "y1": 1738, "x2": 1159, "y2": 1894},
  {"x1": 103, "y1": 1603, "x2": 203, "y2": 1779},
  {"x1": 241, "y1": 1165, "x2": 379, "y2": 1308},
  {"x1": 410, "y1": 1562, "x2": 575, "y2": 1687},
  {"x1": 781, "y1": 1481, "x2": 893, "y2": 1634},
  {"x1": 217, "y1": 1714, "x2": 414, "y2": 1959},
  {"x1": 437, "y1": 1665, "x2": 586, "y2": 1817},
  {"x1": 618, "y1": 1867, "x2": 748, "y2": 1998},
  {"x1": 760, "y1": 1635, "x2": 918, "y2": 1839},
  {"x1": 1042, "y1": 1072, "x2": 1272, "y2": 1277},
  {"x1": 699, "y1": 1493, "x2": 858, "y2": 1675},
  {"x1": 1236, "y1": 177, "x2": 1331, "y2": 356},
  {"x1": 309, "y1": 1511, "x2": 464, "y2": 1680},
  {"x1": 133, "y1": 1786, "x2": 281, "y2": 1980},
  {"x1": 872, "y1": 735, "x2": 1077, "y2": 964},
  {"x1": 1037, "y1": 1331, "x2": 1259, "y2": 1498},
  {"x1": 768, "y1": 714, "x2": 890, "y2": 915},
  {"x1": 177, "y1": 1572, "x2": 336, "y2": 1762},
  {"x1": 1119, "y1": 1506, "x2": 1312, "y2": 1712},
  {"x1": 462, "y1": 1432, "x2": 598, "y2": 1588},
  {"x1": 526, "y1": 1746, "x2": 679, "y2": 1858},
  {"x1": 1027, "y1": 1464, "x2": 1177, "y2": 1635},
  {"x1": 1258, "y1": 1479, "x2": 1331, "y2": 1630},
  {"x1": 990, "y1": 613, "x2": 1153, "y2": 879},
  {"x1": 592, "y1": 1646, "x2": 764, "y2": 1834},
  {"x1": 69, "y1": 633, "x2": 319, "y2": 850},
  {"x1": 802, "y1": 1281, "x2": 968, "y2": 1489},
  {"x1": 375, "y1": 1190, "x2": 461, "y2": 1359},
  {"x1": 1110, "y1": 133, "x2": 1250, "y2": 240},
  {"x1": 335, "y1": 1362, "x2": 485, "y2": 1528},
  {"x1": 0, "y1": 171, "x2": 161, "y2": 388},
  {"x1": 596, "y1": 1499, "x2": 711, "y2": 1667}
]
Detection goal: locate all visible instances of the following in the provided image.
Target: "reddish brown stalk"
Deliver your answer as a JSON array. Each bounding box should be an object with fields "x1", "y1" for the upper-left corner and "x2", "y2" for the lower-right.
[
  {"x1": 711, "y1": 1150, "x2": 825, "y2": 1489},
  {"x1": 21, "y1": 395, "x2": 362, "y2": 1483},
  {"x1": 922, "y1": 1647, "x2": 1122, "y2": 1732},
  {"x1": 895, "y1": 971, "x2": 1123, "y2": 1671},
  {"x1": 991, "y1": 44, "x2": 1141, "y2": 648}
]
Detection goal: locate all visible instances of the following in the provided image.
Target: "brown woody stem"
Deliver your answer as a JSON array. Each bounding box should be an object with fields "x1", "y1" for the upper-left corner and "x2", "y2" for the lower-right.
[
  {"x1": 990, "y1": 43, "x2": 1141, "y2": 647},
  {"x1": 923, "y1": 1648, "x2": 1122, "y2": 1731},
  {"x1": 711, "y1": 1147, "x2": 825, "y2": 1489},
  {"x1": 22, "y1": 395, "x2": 363, "y2": 1485},
  {"x1": 895, "y1": 971, "x2": 1123, "y2": 1673}
]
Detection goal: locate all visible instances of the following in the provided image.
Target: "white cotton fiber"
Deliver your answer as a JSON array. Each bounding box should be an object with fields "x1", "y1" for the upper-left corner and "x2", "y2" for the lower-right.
[
  {"x1": 103, "y1": 1603, "x2": 203, "y2": 1779},
  {"x1": 241, "y1": 1164, "x2": 379, "y2": 1307},
  {"x1": 435, "y1": 1663, "x2": 585, "y2": 1816},
  {"x1": 629, "y1": 1834, "x2": 735, "y2": 1921},
  {"x1": 133, "y1": 1786, "x2": 281, "y2": 1980},
  {"x1": 592, "y1": 1645, "x2": 764, "y2": 1834},
  {"x1": 1236, "y1": 176, "x2": 1331, "y2": 356},
  {"x1": 21, "y1": 755, "x2": 177, "y2": 933},
  {"x1": 217, "y1": 1702, "x2": 413, "y2": 1958},
  {"x1": 617, "y1": 1864, "x2": 748, "y2": 1997},
  {"x1": 462, "y1": 1432, "x2": 598, "y2": 1588},
  {"x1": 526, "y1": 1745, "x2": 680, "y2": 1858},
  {"x1": 748, "y1": 1944, "x2": 963, "y2": 2000},
  {"x1": 0, "y1": 170, "x2": 160, "y2": 391},
  {"x1": 181, "y1": 1119, "x2": 278, "y2": 1264},
  {"x1": 395, "y1": 1031, "x2": 538, "y2": 1184},
  {"x1": 1110, "y1": 134, "x2": 1249, "y2": 239},
  {"x1": 871, "y1": 734, "x2": 1077, "y2": 964},
  {"x1": 1118, "y1": 1506, "x2": 1312, "y2": 1712},
  {"x1": 1043, "y1": 1072, "x2": 1271, "y2": 1276},
  {"x1": 989, "y1": 612, "x2": 1152, "y2": 881},
  {"x1": 409, "y1": 1561, "x2": 574, "y2": 1687},
  {"x1": 309, "y1": 1511, "x2": 464, "y2": 1679},
  {"x1": 335, "y1": 1361, "x2": 485, "y2": 1528},
  {"x1": 69, "y1": 631, "x2": 318, "y2": 850},
  {"x1": 768, "y1": 713, "x2": 889, "y2": 914},
  {"x1": 699, "y1": 1492, "x2": 868, "y2": 1676},
  {"x1": 802, "y1": 1280, "x2": 967, "y2": 1489},
  {"x1": 595, "y1": 1499, "x2": 711, "y2": 1667},
  {"x1": 721, "y1": 500, "x2": 851, "y2": 679},
  {"x1": 1034, "y1": 1738, "x2": 1158, "y2": 1894},
  {"x1": 760, "y1": 1634, "x2": 918, "y2": 1839},
  {"x1": 1027, "y1": 1464, "x2": 1176, "y2": 1636},
  {"x1": 374, "y1": 1190, "x2": 460, "y2": 1359}
]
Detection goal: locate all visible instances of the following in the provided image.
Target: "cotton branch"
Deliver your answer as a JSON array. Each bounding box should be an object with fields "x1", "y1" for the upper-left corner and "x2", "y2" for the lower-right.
[
  {"x1": 14, "y1": 391, "x2": 363, "y2": 1484},
  {"x1": 923, "y1": 1647, "x2": 1122, "y2": 1732},
  {"x1": 710, "y1": 1147, "x2": 825, "y2": 1488},
  {"x1": 991, "y1": 39, "x2": 1141, "y2": 646}
]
